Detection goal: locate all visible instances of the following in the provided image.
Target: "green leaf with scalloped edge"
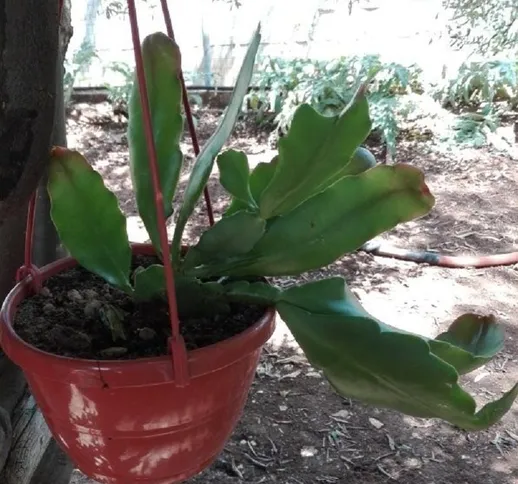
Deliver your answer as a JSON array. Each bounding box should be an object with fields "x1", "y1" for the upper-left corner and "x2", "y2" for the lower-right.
[
  {"x1": 222, "y1": 280, "x2": 279, "y2": 305},
  {"x1": 132, "y1": 266, "x2": 230, "y2": 316},
  {"x1": 217, "y1": 149, "x2": 256, "y2": 210},
  {"x1": 187, "y1": 164, "x2": 434, "y2": 278},
  {"x1": 259, "y1": 85, "x2": 371, "y2": 219},
  {"x1": 176, "y1": 277, "x2": 229, "y2": 318},
  {"x1": 171, "y1": 24, "x2": 261, "y2": 265},
  {"x1": 276, "y1": 277, "x2": 518, "y2": 430},
  {"x1": 225, "y1": 156, "x2": 278, "y2": 216},
  {"x1": 429, "y1": 313, "x2": 504, "y2": 375},
  {"x1": 128, "y1": 32, "x2": 184, "y2": 256},
  {"x1": 437, "y1": 313, "x2": 504, "y2": 355},
  {"x1": 47, "y1": 148, "x2": 132, "y2": 293},
  {"x1": 183, "y1": 211, "x2": 266, "y2": 270},
  {"x1": 133, "y1": 264, "x2": 166, "y2": 301}
]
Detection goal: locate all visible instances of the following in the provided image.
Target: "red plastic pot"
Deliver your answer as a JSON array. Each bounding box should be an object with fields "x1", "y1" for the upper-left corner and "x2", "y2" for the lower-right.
[{"x1": 0, "y1": 243, "x2": 276, "y2": 483}]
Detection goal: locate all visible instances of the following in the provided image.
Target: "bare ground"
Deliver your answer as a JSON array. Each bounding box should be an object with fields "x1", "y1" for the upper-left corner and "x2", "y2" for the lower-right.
[{"x1": 67, "y1": 102, "x2": 518, "y2": 484}]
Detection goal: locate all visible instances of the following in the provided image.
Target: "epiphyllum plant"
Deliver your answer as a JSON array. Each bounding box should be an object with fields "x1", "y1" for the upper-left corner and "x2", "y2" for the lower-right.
[{"x1": 48, "y1": 29, "x2": 517, "y2": 430}]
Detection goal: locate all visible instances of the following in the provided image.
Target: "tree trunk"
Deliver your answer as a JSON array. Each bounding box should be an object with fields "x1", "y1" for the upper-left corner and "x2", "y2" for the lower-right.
[
  {"x1": 28, "y1": 2, "x2": 76, "y2": 482},
  {"x1": 0, "y1": 1, "x2": 60, "y2": 224},
  {"x1": 0, "y1": 1, "x2": 61, "y2": 482},
  {"x1": 0, "y1": 207, "x2": 27, "y2": 470},
  {"x1": 33, "y1": 0, "x2": 73, "y2": 266}
]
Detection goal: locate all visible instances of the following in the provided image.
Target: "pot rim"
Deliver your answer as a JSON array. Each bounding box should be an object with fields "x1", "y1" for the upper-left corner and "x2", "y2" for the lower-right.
[{"x1": 0, "y1": 243, "x2": 276, "y2": 385}]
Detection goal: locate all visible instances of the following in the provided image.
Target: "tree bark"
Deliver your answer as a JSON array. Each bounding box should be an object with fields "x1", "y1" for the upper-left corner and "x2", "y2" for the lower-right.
[
  {"x1": 30, "y1": 3, "x2": 75, "y2": 480},
  {"x1": 0, "y1": 203, "x2": 27, "y2": 472},
  {"x1": 0, "y1": 1, "x2": 60, "y2": 225},
  {"x1": 33, "y1": 0, "x2": 72, "y2": 266},
  {"x1": 0, "y1": 1, "x2": 61, "y2": 481}
]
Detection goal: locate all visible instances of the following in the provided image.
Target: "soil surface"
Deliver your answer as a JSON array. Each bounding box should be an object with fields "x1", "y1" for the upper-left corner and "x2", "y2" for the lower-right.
[
  {"x1": 64, "y1": 102, "x2": 518, "y2": 484},
  {"x1": 14, "y1": 254, "x2": 264, "y2": 360}
]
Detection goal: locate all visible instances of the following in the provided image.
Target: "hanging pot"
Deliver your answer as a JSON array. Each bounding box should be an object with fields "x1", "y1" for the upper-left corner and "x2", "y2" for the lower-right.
[{"x1": 0, "y1": 243, "x2": 276, "y2": 483}]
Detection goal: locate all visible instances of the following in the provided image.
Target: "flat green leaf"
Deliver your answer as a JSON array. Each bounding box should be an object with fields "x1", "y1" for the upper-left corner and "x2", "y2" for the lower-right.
[
  {"x1": 276, "y1": 277, "x2": 518, "y2": 430},
  {"x1": 183, "y1": 211, "x2": 266, "y2": 271},
  {"x1": 171, "y1": 24, "x2": 261, "y2": 264},
  {"x1": 128, "y1": 32, "x2": 184, "y2": 255},
  {"x1": 176, "y1": 277, "x2": 229, "y2": 318},
  {"x1": 217, "y1": 150, "x2": 256, "y2": 209},
  {"x1": 436, "y1": 313, "x2": 504, "y2": 355},
  {"x1": 194, "y1": 164, "x2": 434, "y2": 277},
  {"x1": 427, "y1": 339, "x2": 482, "y2": 376},
  {"x1": 250, "y1": 158, "x2": 278, "y2": 200},
  {"x1": 225, "y1": 156, "x2": 278, "y2": 216},
  {"x1": 222, "y1": 280, "x2": 279, "y2": 305},
  {"x1": 133, "y1": 264, "x2": 166, "y2": 301},
  {"x1": 429, "y1": 314, "x2": 504, "y2": 374},
  {"x1": 131, "y1": 269, "x2": 230, "y2": 318},
  {"x1": 176, "y1": 278, "x2": 275, "y2": 318},
  {"x1": 47, "y1": 148, "x2": 132, "y2": 293},
  {"x1": 259, "y1": 85, "x2": 372, "y2": 219}
]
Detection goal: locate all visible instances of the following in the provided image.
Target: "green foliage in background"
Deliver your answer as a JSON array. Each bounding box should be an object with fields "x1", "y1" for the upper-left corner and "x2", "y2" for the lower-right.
[
  {"x1": 105, "y1": 62, "x2": 135, "y2": 107},
  {"x1": 434, "y1": 60, "x2": 518, "y2": 110},
  {"x1": 64, "y1": 0, "x2": 518, "y2": 151},
  {"x1": 244, "y1": 55, "x2": 423, "y2": 156},
  {"x1": 443, "y1": 0, "x2": 518, "y2": 56},
  {"x1": 433, "y1": 59, "x2": 518, "y2": 147},
  {"x1": 64, "y1": 42, "x2": 98, "y2": 105}
]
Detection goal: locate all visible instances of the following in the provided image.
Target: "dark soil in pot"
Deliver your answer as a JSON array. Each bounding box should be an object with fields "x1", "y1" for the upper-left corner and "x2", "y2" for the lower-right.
[{"x1": 13, "y1": 255, "x2": 267, "y2": 360}]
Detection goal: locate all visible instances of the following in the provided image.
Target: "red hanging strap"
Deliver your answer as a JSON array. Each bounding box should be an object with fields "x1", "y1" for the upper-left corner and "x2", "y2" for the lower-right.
[
  {"x1": 159, "y1": 0, "x2": 214, "y2": 227},
  {"x1": 127, "y1": 0, "x2": 189, "y2": 386},
  {"x1": 16, "y1": 192, "x2": 41, "y2": 292},
  {"x1": 16, "y1": 0, "x2": 65, "y2": 293}
]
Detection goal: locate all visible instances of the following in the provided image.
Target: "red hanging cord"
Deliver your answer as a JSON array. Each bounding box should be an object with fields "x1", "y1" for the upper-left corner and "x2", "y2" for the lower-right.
[
  {"x1": 126, "y1": 0, "x2": 189, "y2": 386},
  {"x1": 16, "y1": 192, "x2": 41, "y2": 292},
  {"x1": 16, "y1": 0, "x2": 65, "y2": 292},
  {"x1": 159, "y1": 0, "x2": 214, "y2": 227}
]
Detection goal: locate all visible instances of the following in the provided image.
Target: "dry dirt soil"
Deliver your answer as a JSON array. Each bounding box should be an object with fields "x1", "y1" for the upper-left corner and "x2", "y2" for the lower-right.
[{"x1": 67, "y1": 102, "x2": 518, "y2": 484}]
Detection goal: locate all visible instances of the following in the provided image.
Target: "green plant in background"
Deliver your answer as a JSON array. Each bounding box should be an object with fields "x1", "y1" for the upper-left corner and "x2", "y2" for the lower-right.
[
  {"x1": 47, "y1": 28, "x2": 518, "y2": 430},
  {"x1": 453, "y1": 106, "x2": 500, "y2": 147},
  {"x1": 245, "y1": 55, "x2": 423, "y2": 156},
  {"x1": 105, "y1": 61, "x2": 136, "y2": 107},
  {"x1": 64, "y1": 42, "x2": 99, "y2": 105},
  {"x1": 105, "y1": 61, "x2": 203, "y2": 121},
  {"x1": 434, "y1": 60, "x2": 518, "y2": 110},
  {"x1": 433, "y1": 60, "x2": 518, "y2": 147}
]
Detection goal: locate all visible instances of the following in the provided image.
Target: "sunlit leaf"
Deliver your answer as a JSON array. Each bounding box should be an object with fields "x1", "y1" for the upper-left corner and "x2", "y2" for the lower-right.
[
  {"x1": 171, "y1": 24, "x2": 261, "y2": 264},
  {"x1": 259, "y1": 85, "x2": 371, "y2": 219},
  {"x1": 190, "y1": 164, "x2": 434, "y2": 277},
  {"x1": 128, "y1": 32, "x2": 184, "y2": 255},
  {"x1": 47, "y1": 148, "x2": 132, "y2": 293}
]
